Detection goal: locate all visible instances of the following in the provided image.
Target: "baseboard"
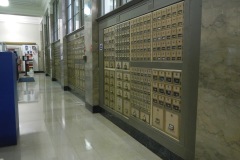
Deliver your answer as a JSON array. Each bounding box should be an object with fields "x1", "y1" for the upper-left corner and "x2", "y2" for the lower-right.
[
  {"x1": 100, "y1": 108, "x2": 183, "y2": 160},
  {"x1": 34, "y1": 71, "x2": 44, "y2": 73},
  {"x1": 20, "y1": 71, "x2": 44, "y2": 73},
  {"x1": 45, "y1": 74, "x2": 49, "y2": 76},
  {"x1": 52, "y1": 78, "x2": 57, "y2": 81},
  {"x1": 63, "y1": 86, "x2": 70, "y2": 91},
  {"x1": 86, "y1": 102, "x2": 102, "y2": 113}
]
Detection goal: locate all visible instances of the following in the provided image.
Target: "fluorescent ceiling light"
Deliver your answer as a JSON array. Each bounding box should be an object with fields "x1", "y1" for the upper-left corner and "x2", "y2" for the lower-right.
[{"x1": 0, "y1": 0, "x2": 9, "y2": 7}]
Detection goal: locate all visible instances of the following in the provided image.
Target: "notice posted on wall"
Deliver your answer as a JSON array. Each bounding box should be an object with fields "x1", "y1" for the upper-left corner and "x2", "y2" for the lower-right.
[{"x1": 22, "y1": 45, "x2": 39, "y2": 71}]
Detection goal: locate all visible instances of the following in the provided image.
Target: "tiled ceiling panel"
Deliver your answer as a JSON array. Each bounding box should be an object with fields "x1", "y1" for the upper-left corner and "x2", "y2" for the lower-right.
[{"x1": 0, "y1": 0, "x2": 49, "y2": 17}]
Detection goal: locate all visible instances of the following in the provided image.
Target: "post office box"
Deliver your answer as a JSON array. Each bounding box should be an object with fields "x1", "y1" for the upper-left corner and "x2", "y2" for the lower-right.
[
  {"x1": 152, "y1": 94, "x2": 158, "y2": 104},
  {"x1": 115, "y1": 97, "x2": 123, "y2": 113},
  {"x1": 157, "y1": 52, "x2": 161, "y2": 61},
  {"x1": 116, "y1": 80, "x2": 122, "y2": 88},
  {"x1": 105, "y1": 92, "x2": 109, "y2": 100},
  {"x1": 115, "y1": 61, "x2": 122, "y2": 69},
  {"x1": 161, "y1": 8, "x2": 167, "y2": 19},
  {"x1": 146, "y1": 104, "x2": 151, "y2": 110},
  {"x1": 110, "y1": 94, "x2": 115, "y2": 101},
  {"x1": 143, "y1": 25, "x2": 148, "y2": 32},
  {"x1": 177, "y1": 27, "x2": 183, "y2": 38},
  {"x1": 123, "y1": 100, "x2": 131, "y2": 117},
  {"x1": 116, "y1": 88, "x2": 122, "y2": 97},
  {"x1": 155, "y1": 32, "x2": 161, "y2": 42},
  {"x1": 166, "y1": 51, "x2": 171, "y2": 61},
  {"x1": 166, "y1": 18, "x2": 172, "y2": 29},
  {"x1": 161, "y1": 19, "x2": 167, "y2": 30},
  {"x1": 105, "y1": 78, "x2": 109, "y2": 85},
  {"x1": 124, "y1": 91, "x2": 131, "y2": 100},
  {"x1": 139, "y1": 16, "x2": 143, "y2": 23},
  {"x1": 166, "y1": 40, "x2": 172, "y2": 50},
  {"x1": 158, "y1": 70, "x2": 165, "y2": 82},
  {"x1": 104, "y1": 90, "x2": 109, "y2": 97},
  {"x1": 110, "y1": 71, "x2": 115, "y2": 78},
  {"x1": 141, "y1": 68, "x2": 148, "y2": 77},
  {"x1": 140, "y1": 111, "x2": 150, "y2": 124},
  {"x1": 104, "y1": 61, "x2": 109, "y2": 68},
  {"x1": 109, "y1": 61, "x2": 115, "y2": 68},
  {"x1": 138, "y1": 53, "x2": 142, "y2": 61},
  {"x1": 165, "y1": 111, "x2": 179, "y2": 139},
  {"x1": 157, "y1": 21, "x2": 161, "y2": 30},
  {"x1": 176, "y1": 50, "x2": 182, "y2": 61},
  {"x1": 131, "y1": 107, "x2": 140, "y2": 118},
  {"x1": 104, "y1": 85, "x2": 109, "y2": 92},
  {"x1": 157, "y1": 10, "x2": 162, "y2": 20},
  {"x1": 177, "y1": 1, "x2": 184, "y2": 15},
  {"x1": 171, "y1": 16, "x2": 177, "y2": 28},
  {"x1": 171, "y1": 50, "x2": 177, "y2": 61},
  {"x1": 165, "y1": 97, "x2": 172, "y2": 109},
  {"x1": 173, "y1": 71, "x2": 181, "y2": 84},
  {"x1": 177, "y1": 15, "x2": 184, "y2": 27},
  {"x1": 165, "y1": 71, "x2": 173, "y2": 83},
  {"x1": 158, "y1": 83, "x2": 165, "y2": 94},
  {"x1": 157, "y1": 95, "x2": 164, "y2": 107},
  {"x1": 116, "y1": 72, "x2": 123, "y2": 80},
  {"x1": 166, "y1": 6, "x2": 172, "y2": 18},
  {"x1": 173, "y1": 85, "x2": 181, "y2": 98},
  {"x1": 152, "y1": 70, "x2": 158, "y2": 81},
  {"x1": 123, "y1": 73, "x2": 130, "y2": 81},
  {"x1": 123, "y1": 62, "x2": 129, "y2": 70},
  {"x1": 165, "y1": 84, "x2": 173, "y2": 96},
  {"x1": 152, "y1": 82, "x2": 158, "y2": 92},
  {"x1": 152, "y1": 11, "x2": 157, "y2": 20},
  {"x1": 147, "y1": 13, "x2": 152, "y2": 21},
  {"x1": 157, "y1": 41, "x2": 161, "y2": 51},
  {"x1": 109, "y1": 86, "x2": 115, "y2": 94},
  {"x1": 171, "y1": 28, "x2": 177, "y2": 39},
  {"x1": 147, "y1": 52, "x2": 152, "y2": 61},
  {"x1": 166, "y1": 29, "x2": 171, "y2": 40},
  {"x1": 105, "y1": 99, "x2": 109, "y2": 107},
  {"x1": 177, "y1": 38, "x2": 183, "y2": 50},
  {"x1": 123, "y1": 82, "x2": 130, "y2": 90},
  {"x1": 172, "y1": 99, "x2": 181, "y2": 111},
  {"x1": 171, "y1": 4, "x2": 178, "y2": 16},
  {"x1": 152, "y1": 106, "x2": 164, "y2": 130},
  {"x1": 160, "y1": 52, "x2": 166, "y2": 61},
  {"x1": 109, "y1": 101, "x2": 115, "y2": 109},
  {"x1": 161, "y1": 41, "x2": 166, "y2": 50},
  {"x1": 152, "y1": 52, "x2": 157, "y2": 61},
  {"x1": 171, "y1": 39, "x2": 177, "y2": 50},
  {"x1": 152, "y1": 31, "x2": 157, "y2": 40}
]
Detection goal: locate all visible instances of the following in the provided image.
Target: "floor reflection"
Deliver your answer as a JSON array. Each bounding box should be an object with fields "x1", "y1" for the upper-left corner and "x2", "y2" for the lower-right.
[{"x1": 18, "y1": 77, "x2": 39, "y2": 103}]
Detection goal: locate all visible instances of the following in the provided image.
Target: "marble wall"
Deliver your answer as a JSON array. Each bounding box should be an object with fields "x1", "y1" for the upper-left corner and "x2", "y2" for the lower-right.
[
  {"x1": 84, "y1": 0, "x2": 99, "y2": 106},
  {"x1": 195, "y1": 0, "x2": 240, "y2": 159}
]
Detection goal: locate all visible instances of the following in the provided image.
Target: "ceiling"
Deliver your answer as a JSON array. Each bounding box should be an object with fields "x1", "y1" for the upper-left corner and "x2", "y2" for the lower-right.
[{"x1": 0, "y1": 0, "x2": 50, "y2": 17}]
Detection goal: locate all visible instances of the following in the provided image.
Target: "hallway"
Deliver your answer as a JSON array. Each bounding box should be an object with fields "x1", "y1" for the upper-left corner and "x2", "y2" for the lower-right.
[{"x1": 0, "y1": 73, "x2": 161, "y2": 160}]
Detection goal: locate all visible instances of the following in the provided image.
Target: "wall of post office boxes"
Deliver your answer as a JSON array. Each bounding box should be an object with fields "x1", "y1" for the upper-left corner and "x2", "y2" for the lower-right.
[
  {"x1": 103, "y1": 1, "x2": 185, "y2": 140},
  {"x1": 45, "y1": 47, "x2": 51, "y2": 75},
  {"x1": 100, "y1": 0, "x2": 202, "y2": 158},
  {"x1": 53, "y1": 41, "x2": 61, "y2": 81},
  {"x1": 67, "y1": 33, "x2": 85, "y2": 97}
]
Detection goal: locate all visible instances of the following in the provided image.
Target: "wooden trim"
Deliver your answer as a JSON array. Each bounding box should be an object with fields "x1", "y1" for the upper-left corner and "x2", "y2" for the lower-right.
[{"x1": 4, "y1": 42, "x2": 37, "y2": 45}]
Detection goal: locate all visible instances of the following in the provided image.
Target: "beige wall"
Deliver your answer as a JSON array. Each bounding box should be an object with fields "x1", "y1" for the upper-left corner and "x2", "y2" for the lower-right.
[
  {"x1": 0, "y1": 21, "x2": 41, "y2": 49},
  {"x1": 195, "y1": 0, "x2": 240, "y2": 159}
]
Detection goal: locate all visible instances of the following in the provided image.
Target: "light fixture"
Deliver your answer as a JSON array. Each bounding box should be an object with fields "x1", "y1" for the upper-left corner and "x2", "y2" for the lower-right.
[{"x1": 0, "y1": 0, "x2": 9, "y2": 7}]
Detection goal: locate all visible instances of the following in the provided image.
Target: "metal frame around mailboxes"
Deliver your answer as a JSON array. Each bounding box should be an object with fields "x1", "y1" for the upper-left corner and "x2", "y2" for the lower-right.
[{"x1": 98, "y1": 0, "x2": 202, "y2": 159}]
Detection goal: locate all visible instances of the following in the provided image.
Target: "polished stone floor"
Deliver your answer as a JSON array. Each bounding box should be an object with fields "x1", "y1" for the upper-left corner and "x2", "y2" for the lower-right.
[{"x1": 0, "y1": 73, "x2": 162, "y2": 160}]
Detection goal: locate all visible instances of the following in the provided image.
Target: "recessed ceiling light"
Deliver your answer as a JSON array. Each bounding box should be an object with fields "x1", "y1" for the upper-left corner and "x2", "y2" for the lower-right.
[{"x1": 0, "y1": 0, "x2": 9, "y2": 7}]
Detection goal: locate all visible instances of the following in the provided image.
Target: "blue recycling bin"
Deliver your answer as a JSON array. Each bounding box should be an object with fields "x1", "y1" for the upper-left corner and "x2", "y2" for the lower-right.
[{"x1": 0, "y1": 52, "x2": 19, "y2": 147}]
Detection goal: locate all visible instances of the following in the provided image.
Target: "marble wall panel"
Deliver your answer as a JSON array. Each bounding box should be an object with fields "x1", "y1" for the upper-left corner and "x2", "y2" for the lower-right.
[
  {"x1": 195, "y1": 0, "x2": 240, "y2": 159},
  {"x1": 84, "y1": 0, "x2": 99, "y2": 106}
]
